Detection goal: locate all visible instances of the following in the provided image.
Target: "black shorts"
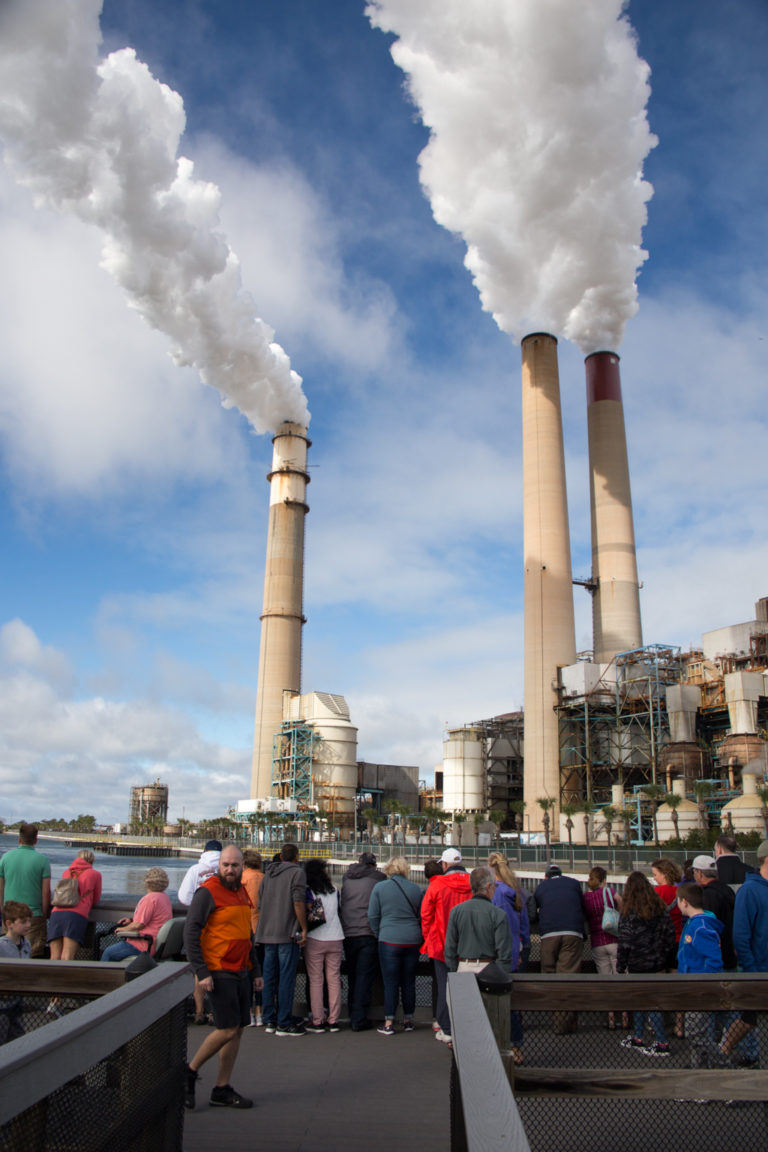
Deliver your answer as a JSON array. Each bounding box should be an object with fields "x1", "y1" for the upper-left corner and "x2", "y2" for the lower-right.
[{"x1": 209, "y1": 971, "x2": 251, "y2": 1029}]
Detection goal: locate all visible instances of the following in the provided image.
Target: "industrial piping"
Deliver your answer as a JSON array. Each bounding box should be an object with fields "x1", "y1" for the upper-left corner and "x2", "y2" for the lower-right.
[
  {"x1": 251, "y1": 421, "x2": 310, "y2": 801},
  {"x1": 522, "y1": 334, "x2": 576, "y2": 826},
  {"x1": 585, "y1": 351, "x2": 642, "y2": 662}
]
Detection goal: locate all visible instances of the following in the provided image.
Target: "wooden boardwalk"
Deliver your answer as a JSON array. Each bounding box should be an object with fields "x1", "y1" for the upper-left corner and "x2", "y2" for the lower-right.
[{"x1": 183, "y1": 1015, "x2": 451, "y2": 1152}]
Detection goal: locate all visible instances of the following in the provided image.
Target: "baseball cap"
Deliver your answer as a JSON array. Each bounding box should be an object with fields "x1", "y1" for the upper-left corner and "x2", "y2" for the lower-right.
[
  {"x1": 757, "y1": 840, "x2": 768, "y2": 861},
  {"x1": 441, "y1": 848, "x2": 462, "y2": 864},
  {"x1": 691, "y1": 855, "x2": 716, "y2": 871},
  {"x1": 204, "y1": 840, "x2": 222, "y2": 853},
  {"x1": 545, "y1": 864, "x2": 562, "y2": 878}
]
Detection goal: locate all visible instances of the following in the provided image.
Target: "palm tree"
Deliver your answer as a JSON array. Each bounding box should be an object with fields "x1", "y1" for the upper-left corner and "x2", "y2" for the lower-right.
[
  {"x1": 537, "y1": 797, "x2": 555, "y2": 864},
  {"x1": 663, "y1": 792, "x2": 683, "y2": 843},
  {"x1": 561, "y1": 803, "x2": 578, "y2": 867},
  {"x1": 453, "y1": 811, "x2": 467, "y2": 847},
  {"x1": 619, "y1": 805, "x2": 634, "y2": 849},
  {"x1": 578, "y1": 800, "x2": 592, "y2": 853},
  {"x1": 361, "y1": 807, "x2": 377, "y2": 843},
  {"x1": 423, "y1": 806, "x2": 439, "y2": 847},
  {"x1": 641, "y1": 784, "x2": 666, "y2": 850},
  {"x1": 693, "y1": 780, "x2": 715, "y2": 832},
  {"x1": 491, "y1": 807, "x2": 509, "y2": 852},
  {"x1": 600, "y1": 805, "x2": 619, "y2": 849}
]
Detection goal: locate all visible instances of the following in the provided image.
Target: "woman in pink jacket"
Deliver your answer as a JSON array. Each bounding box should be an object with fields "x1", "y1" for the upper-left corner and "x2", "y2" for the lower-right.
[{"x1": 47, "y1": 849, "x2": 103, "y2": 960}]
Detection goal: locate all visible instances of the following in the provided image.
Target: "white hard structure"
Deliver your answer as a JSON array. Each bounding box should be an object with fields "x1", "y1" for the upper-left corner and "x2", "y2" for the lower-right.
[
  {"x1": 655, "y1": 777, "x2": 698, "y2": 841},
  {"x1": 521, "y1": 334, "x2": 576, "y2": 827},
  {"x1": 443, "y1": 728, "x2": 486, "y2": 812},
  {"x1": 285, "y1": 691, "x2": 358, "y2": 827},
  {"x1": 720, "y1": 771, "x2": 767, "y2": 835},
  {"x1": 251, "y1": 422, "x2": 310, "y2": 800}
]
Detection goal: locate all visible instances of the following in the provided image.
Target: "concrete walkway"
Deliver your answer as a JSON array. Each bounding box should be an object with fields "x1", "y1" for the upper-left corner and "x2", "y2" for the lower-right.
[{"x1": 183, "y1": 1017, "x2": 451, "y2": 1152}]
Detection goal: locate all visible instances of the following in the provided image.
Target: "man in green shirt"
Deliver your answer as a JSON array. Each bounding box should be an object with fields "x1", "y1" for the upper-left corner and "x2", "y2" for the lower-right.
[{"x1": 0, "y1": 823, "x2": 51, "y2": 957}]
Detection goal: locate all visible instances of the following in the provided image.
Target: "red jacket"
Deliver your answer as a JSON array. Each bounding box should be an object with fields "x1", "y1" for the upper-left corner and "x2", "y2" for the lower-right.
[{"x1": 420, "y1": 868, "x2": 472, "y2": 962}]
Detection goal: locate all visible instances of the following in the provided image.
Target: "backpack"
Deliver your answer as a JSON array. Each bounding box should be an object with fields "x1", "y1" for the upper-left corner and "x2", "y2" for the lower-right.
[{"x1": 52, "y1": 874, "x2": 81, "y2": 908}]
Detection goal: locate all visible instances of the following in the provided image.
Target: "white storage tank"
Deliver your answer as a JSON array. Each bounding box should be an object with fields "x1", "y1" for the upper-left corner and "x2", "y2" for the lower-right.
[
  {"x1": 443, "y1": 728, "x2": 486, "y2": 813},
  {"x1": 286, "y1": 691, "x2": 358, "y2": 829}
]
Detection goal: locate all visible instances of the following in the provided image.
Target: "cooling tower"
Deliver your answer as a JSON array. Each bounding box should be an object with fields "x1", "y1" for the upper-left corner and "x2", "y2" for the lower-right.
[
  {"x1": 251, "y1": 422, "x2": 310, "y2": 800},
  {"x1": 586, "y1": 352, "x2": 642, "y2": 661},
  {"x1": 522, "y1": 334, "x2": 576, "y2": 825}
]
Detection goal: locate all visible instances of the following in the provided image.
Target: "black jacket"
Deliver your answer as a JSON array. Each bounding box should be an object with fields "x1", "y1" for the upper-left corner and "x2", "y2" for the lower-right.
[
  {"x1": 700, "y1": 879, "x2": 736, "y2": 969},
  {"x1": 617, "y1": 911, "x2": 675, "y2": 973}
]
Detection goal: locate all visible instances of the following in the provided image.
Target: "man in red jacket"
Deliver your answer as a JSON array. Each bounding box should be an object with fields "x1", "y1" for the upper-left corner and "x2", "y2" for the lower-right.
[{"x1": 420, "y1": 848, "x2": 471, "y2": 1045}]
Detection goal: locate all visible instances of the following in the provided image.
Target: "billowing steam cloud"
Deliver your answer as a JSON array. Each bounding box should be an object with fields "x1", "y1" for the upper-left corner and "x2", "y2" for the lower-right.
[
  {"x1": 367, "y1": 0, "x2": 656, "y2": 352},
  {"x1": 0, "y1": 0, "x2": 308, "y2": 433}
]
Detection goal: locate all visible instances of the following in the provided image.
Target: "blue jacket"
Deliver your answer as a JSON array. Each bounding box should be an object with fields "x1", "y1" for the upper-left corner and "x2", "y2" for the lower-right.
[
  {"x1": 677, "y1": 910, "x2": 723, "y2": 973},
  {"x1": 733, "y1": 870, "x2": 768, "y2": 972},
  {"x1": 534, "y1": 875, "x2": 585, "y2": 938},
  {"x1": 492, "y1": 882, "x2": 530, "y2": 965}
]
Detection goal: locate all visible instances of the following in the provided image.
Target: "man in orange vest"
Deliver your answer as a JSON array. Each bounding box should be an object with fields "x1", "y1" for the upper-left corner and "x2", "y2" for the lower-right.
[{"x1": 184, "y1": 845, "x2": 262, "y2": 1109}]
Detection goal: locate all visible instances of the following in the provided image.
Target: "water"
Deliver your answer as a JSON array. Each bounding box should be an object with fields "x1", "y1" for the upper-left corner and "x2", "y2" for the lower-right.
[{"x1": 0, "y1": 833, "x2": 190, "y2": 902}]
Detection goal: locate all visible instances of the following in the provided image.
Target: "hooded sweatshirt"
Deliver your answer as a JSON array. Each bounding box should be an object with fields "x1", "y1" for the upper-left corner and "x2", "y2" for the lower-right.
[
  {"x1": 52, "y1": 858, "x2": 102, "y2": 920},
  {"x1": 733, "y1": 870, "x2": 768, "y2": 972},
  {"x1": 340, "y1": 862, "x2": 386, "y2": 938},
  {"x1": 420, "y1": 866, "x2": 472, "y2": 962},
  {"x1": 677, "y1": 909, "x2": 724, "y2": 973},
  {"x1": 254, "y1": 859, "x2": 307, "y2": 944},
  {"x1": 178, "y1": 850, "x2": 221, "y2": 906}
]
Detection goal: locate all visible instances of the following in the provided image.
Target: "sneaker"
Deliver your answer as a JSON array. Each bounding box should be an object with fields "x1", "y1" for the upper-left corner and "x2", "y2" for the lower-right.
[
  {"x1": 264, "y1": 1021, "x2": 276, "y2": 1034},
  {"x1": 435, "y1": 1029, "x2": 453, "y2": 1044},
  {"x1": 432, "y1": 1020, "x2": 441, "y2": 1032},
  {"x1": 305, "y1": 1023, "x2": 327, "y2": 1033},
  {"x1": 254, "y1": 1012, "x2": 264, "y2": 1027},
  {"x1": 403, "y1": 1020, "x2": 415, "y2": 1032},
  {"x1": 620, "y1": 1036, "x2": 645, "y2": 1050},
  {"x1": 209, "y1": 1084, "x2": 253, "y2": 1109},
  {"x1": 328, "y1": 1022, "x2": 341, "y2": 1032},
  {"x1": 248, "y1": 1012, "x2": 258, "y2": 1028},
  {"x1": 184, "y1": 1066, "x2": 198, "y2": 1111},
  {"x1": 377, "y1": 1022, "x2": 395, "y2": 1035},
  {"x1": 642, "y1": 1042, "x2": 670, "y2": 1057},
  {"x1": 275, "y1": 1024, "x2": 306, "y2": 1036}
]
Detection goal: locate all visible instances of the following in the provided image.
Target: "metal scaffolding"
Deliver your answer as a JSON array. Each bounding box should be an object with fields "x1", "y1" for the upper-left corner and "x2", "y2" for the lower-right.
[
  {"x1": 557, "y1": 645, "x2": 683, "y2": 808},
  {"x1": 271, "y1": 722, "x2": 314, "y2": 809}
]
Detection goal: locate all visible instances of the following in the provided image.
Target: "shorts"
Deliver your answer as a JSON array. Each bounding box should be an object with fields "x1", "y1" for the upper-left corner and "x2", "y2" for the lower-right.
[
  {"x1": 47, "y1": 910, "x2": 89, "y2": 945},
  {"x1": 208, "y1": 971, "x2": 252, "y2": 1030}
]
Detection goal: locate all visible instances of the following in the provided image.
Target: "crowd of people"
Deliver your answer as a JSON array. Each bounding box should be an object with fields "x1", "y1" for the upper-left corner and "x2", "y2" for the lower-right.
[{"x1": 2, "y1": 822, "x2": 767, "y2": 1108}]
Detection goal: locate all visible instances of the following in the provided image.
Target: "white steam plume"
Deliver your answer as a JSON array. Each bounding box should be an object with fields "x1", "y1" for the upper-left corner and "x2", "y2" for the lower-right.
[
  {"x1": 367, "y1": 0, "x2": 656, "y2": 353},
  {"x1": 0, "y1": 0, "x2": 308, "y2": 433}
]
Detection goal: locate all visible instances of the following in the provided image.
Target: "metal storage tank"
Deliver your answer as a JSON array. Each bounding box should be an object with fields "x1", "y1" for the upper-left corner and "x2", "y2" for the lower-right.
[
  {"x1": 655, "y1": 777, "x2": 698, "y2": 841},
  {"x1": 129, "y1": 781, "x2": 168, "y2": 827},
  {"x1": 720, "y1": 770, "x2": 767, "y2": 836},
  {"x1": 285, "y1": 692, "x2": 358, "y2": 830},
  {"x1": 443, "y1": 728, "x2": 486, "y2": 813}
]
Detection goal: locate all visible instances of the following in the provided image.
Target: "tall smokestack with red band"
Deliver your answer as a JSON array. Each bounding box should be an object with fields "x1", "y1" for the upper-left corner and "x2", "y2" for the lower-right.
[
  {"x1": 586, "y1": 351, "x2": 642, "y2": 662},
  {"x1": 522, "y1": 334, "x2": 576, "y2": 822},
  {"x1": 251, "y1": 421, "x2": 310, "y2": 800}
]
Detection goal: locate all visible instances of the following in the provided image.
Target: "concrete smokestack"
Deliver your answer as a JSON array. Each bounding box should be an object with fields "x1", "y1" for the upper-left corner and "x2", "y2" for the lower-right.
[
  {"x1": 522, "y1": 334, "x2": 576, "y2": 825},
  {"x1": 586, "y1": 352, "x2": 642, "y2": 662},
  {"x1": 251, "y1": 422, "x2": 310, "y2": 800}
]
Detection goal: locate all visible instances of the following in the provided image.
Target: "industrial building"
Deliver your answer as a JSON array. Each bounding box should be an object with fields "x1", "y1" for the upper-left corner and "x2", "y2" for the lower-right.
[{"x1": 128, "y1": 780, "x2": 168, "y2": 830}]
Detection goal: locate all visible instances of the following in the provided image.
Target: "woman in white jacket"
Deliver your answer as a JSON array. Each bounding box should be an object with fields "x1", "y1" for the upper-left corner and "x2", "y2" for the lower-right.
[{"x1": 178, "y1": 840, "x2": 221, "y2": 1024}]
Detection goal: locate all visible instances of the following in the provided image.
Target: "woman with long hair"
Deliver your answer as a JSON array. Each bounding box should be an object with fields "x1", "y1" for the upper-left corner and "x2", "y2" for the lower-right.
[
  {"x1": 582, "y1": 865, "x2": 624, "y2": 1029},
  {"x1": 488, "y1": 852, "x2": 528, "y2": 1064},
  {"x1": 303, "y1": 857, "x2": 344, "y2": 1033},
  {"x1": 48, "y1": 848, "x2": 102, "y2": 961},
  {"x1": 650, "y1": 858, "x2": 684, "y2": 940},
  {"x1": 617, "y1": 871, "x2": 676, "y2": 1055},
  {"x1": 368, "y1": 857, "x2": 424, "y2": 1035}
]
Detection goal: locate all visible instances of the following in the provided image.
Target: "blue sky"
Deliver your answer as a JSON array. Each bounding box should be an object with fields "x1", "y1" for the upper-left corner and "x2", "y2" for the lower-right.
[{"x1": 0, "y1": 0, "x2": 766, "y2": 824}]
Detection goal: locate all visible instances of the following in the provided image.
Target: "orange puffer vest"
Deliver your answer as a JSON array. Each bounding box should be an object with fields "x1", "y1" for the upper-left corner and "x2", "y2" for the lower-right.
[{"x1": 199, "y1": 875, "x2": 253, "y2": 972}]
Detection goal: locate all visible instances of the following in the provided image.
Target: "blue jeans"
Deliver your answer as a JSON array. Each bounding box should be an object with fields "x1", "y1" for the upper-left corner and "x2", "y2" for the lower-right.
[
  {"x1": 433, "y1": 958, "x2": 451, "y2": 1035},
  {"x1": 261, "y1": 942, "x2": 300, "y2": 1030},
  {"x1": 378, "y1": 942, "x2": 420, "y2": 1019},
  {"x1": 101, "y1": 940, "x2": 142, "y2": 962},
  {"x1": 633, "y1": 1010, "x2": 667, "y2": 1045},
  {"x1": 344, "y1": 936, "x2": 379, "y2": 1025}
]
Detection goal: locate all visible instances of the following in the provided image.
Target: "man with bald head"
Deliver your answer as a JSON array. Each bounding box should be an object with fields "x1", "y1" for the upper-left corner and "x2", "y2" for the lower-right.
[{"x1": 184, "y1": 845, "x2": 262, "y2": 1110}]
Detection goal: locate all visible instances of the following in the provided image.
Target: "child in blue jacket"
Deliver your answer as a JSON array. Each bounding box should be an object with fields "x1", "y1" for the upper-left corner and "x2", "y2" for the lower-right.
[{"x1": 676, "y1": 883, "x2": 723, "y2": 1067}]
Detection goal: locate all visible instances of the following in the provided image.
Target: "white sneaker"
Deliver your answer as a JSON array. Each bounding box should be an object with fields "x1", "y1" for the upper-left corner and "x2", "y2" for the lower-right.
[{"x1": 435, "y1": 1029, "x2": 452, "y2": 1043}]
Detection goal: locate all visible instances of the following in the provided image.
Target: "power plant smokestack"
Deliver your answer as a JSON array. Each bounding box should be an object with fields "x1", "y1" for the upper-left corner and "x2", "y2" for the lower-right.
[
  {"x1": 522, "y1": 334, "x2": 576, "y2": 823},
  {"x1": 586, "y1": 351, "x2": 642, "y2": 662},
  {"x1": 251, "y1": 422, "x2": 310, "y2": 800}
]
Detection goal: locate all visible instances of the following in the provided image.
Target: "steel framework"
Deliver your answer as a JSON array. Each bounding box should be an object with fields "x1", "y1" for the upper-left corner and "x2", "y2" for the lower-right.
[{"x1": 272, "y1": 722, "x2": 314, "y2": 809}]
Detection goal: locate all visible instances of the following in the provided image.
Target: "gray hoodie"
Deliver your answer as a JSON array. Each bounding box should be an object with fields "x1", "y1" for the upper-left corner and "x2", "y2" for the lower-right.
[
  {"x1": 254, "y1": 860, "x2": 307, "y2": 944},
  {"x1": 340, "y1": 862, "x2": 386, "y2": 938}
]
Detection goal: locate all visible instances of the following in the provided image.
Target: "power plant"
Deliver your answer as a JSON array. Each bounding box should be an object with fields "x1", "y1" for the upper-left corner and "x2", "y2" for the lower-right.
[{"x1": 243, "y1": 357, "x2": 768, "y2": 844}]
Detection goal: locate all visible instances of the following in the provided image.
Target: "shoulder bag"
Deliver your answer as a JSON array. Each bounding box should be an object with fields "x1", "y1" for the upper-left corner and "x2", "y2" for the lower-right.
[
  {"x1": 53, "y1": 874, "x2": 81, "y2": 908},
  {"x1": 601, "y1": 886, "x2": 620, "y2": 936}
]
